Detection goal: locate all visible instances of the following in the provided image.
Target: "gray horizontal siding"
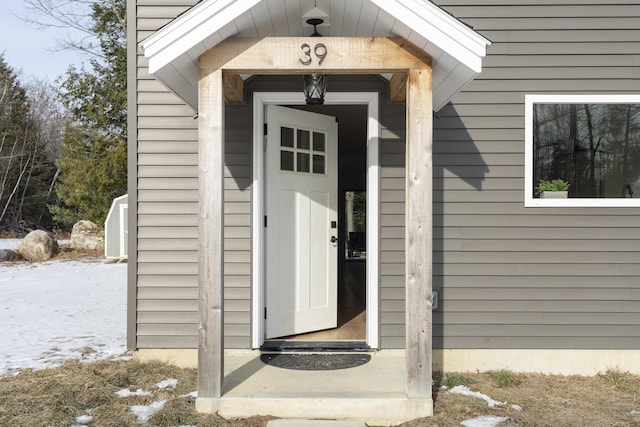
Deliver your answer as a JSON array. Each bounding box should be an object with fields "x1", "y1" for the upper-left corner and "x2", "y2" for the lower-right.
[
  {"x1": 134, "y1": 0, "x2": 251, "y2": 350},
  {"x1": 430, "y1": 0, "x2": 640, "y2": 350},
  {"x1": 379, "y1": 103, "x2": 406, "y2": 349},
  {"x1": 133, "y1": 0, "x2": 640, "y2": 352}
]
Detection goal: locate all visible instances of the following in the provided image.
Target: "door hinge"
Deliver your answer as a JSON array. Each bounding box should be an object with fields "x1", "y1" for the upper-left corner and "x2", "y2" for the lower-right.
[
  {"x1": 264, "y1": 215, "x2": 267, "y2": 227},
  {"x1": 264, "y1": 307, "x2": 267, "y2": 319},
  {"x1": 264, "y1": 123, "x2": 268, "y2": 135}
]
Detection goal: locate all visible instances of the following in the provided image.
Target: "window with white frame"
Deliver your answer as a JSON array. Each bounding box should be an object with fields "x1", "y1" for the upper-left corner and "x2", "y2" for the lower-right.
[{"x1": 525, "y1": 95, "x2": 640, "y2": 207}]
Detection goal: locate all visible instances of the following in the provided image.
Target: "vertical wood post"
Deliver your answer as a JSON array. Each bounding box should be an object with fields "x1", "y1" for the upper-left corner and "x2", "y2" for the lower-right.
[
  {"x1": 405, "y1": 67, "x2": 433, "y2": 399},
  {"x1": 198, "y1": 68, "x2": 225, "y2": 399}
]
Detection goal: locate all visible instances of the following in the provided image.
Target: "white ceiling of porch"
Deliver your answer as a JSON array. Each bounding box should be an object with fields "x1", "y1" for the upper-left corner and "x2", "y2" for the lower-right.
[{"x1": 141, "y1": 0, "x2": 491, "y2": 111}]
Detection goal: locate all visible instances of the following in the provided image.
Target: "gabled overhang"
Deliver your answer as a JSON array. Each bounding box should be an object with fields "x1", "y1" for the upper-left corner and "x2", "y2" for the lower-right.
[{"x1": 140, "y1": 0, "x2": 491, "y2": 111}]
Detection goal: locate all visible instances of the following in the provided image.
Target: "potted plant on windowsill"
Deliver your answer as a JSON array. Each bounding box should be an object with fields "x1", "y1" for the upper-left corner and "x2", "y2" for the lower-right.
[{"x1": 536, "y1": 179, "x2": 570, "y2": 199}]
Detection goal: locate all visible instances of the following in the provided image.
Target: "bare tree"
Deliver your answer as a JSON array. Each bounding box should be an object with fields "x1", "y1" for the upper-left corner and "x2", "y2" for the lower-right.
[
  {"x1": 0, "y1": 57, "x2": 63, "y2": 231},
  {"x1": 21, "y1": 0, "x2": 126, "y2": 60},
  {"x1": 23, "y1": 77, "x2": 65, "y2": 160},
  {"x1": 23, "y1": 77, "x2": 65, "y2": 223}
]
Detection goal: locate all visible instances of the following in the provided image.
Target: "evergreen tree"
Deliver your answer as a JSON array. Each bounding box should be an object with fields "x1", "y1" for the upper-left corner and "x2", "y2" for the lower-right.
[{"x1": 49, "y1": 0, "x2": 127, "y2": 226}]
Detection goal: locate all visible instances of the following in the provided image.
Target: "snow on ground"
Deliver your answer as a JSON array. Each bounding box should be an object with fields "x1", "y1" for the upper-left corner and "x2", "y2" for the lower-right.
[
  {"x1": 0, "y1": 239, "x2": 21, "y2": 250},
  {"x1": 449, "y1": 385, "x2": 506, "y2": 408},
  {"x1": 461, "y1": 415, "x2": 510, "y2": 427},
  {"x1": 0, "y1": 243, "x2": 128, "y2": 375}
]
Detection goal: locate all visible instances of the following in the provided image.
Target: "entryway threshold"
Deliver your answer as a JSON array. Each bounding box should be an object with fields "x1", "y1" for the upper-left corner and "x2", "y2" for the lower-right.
[
  {"x1": 196, "y1": 350, "x2": 433, "y2": 426},
  {"x1": 261, "y1": 340, "x2": 369, "y2": 352}
]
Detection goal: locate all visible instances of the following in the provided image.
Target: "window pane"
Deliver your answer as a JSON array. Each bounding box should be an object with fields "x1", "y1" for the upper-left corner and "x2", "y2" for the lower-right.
[
  {"x1": 297, "y1": 153, "x2": 310, "y2": 172},
  {"x1": 533, "y1": 103, "x2": 640, "y2": 199},
  {"x1": 297, "y1": 129, "x2": 310, "y2": 150},
  {"x1": 313, "y1": 132, "x2": 325, "y2": 152},
  {"x1": 313, "y1": 154, "x2": 325, "y2": 174},
  {"x1": 281, "y1": 150, "x2": 294, "y2": 171},
  {"x1": 281, "y1": 127, "x2": 294, "y2": 148}
]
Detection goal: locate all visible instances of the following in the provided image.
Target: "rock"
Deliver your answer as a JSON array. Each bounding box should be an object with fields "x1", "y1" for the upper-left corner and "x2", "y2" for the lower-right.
[
  {"x1": 71, "y1": 220, "x2": 104, "y2": 250},
  {"x1": 0, "y1": 249, "x2": 22, "y2": 262},
  {"x1": 17, "y1": 230, "x2": 59, "y2": 262}
]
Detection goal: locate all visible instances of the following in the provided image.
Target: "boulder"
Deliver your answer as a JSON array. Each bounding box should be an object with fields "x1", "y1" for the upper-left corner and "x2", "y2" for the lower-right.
[
  {"x1": 17, "y1": 230, "x2": 59, "y2": 262},
  {"x1": 71, "y1": 220, "x2": 104, "y2": 250}
]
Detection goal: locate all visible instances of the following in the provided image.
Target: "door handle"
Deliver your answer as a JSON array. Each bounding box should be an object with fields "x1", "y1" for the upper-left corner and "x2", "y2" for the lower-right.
[{"x1": 330, "y1": 236, "x2": 338, "y2": 243}]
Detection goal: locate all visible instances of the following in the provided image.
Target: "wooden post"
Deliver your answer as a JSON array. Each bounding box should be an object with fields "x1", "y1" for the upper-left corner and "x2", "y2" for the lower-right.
[
  {"x1": 198, "y1": 68, "x2": 225, "y2": 399},
  {"x1": 405, "y1": 67, "x2": 433, "y2": 399}
]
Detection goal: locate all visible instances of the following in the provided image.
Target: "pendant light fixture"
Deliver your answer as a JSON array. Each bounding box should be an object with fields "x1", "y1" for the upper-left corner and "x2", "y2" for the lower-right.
[{"x1": 303, "y1": 18, "x2": 327, "y2": 105}]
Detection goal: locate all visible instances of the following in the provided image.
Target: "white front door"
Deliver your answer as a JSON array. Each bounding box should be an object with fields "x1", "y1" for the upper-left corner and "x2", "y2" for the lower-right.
[{"x1": 265, "y1": 105, "x2": 338, "y2": 339}]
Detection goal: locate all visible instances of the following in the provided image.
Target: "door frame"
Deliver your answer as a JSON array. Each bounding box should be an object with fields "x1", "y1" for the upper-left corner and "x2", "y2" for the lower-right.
[{"x1": 252, "y1": 91, "x2": 380, "y2": 349}]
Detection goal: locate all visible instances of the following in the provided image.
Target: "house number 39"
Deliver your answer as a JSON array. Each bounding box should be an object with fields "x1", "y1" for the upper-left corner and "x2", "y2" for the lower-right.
[{"x1": 299, "y1": 43, "x2": 327, "y2": 66}]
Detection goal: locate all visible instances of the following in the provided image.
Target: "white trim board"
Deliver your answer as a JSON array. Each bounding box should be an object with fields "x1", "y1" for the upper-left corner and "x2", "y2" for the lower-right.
[{"x1": 252, "y1": 92, "x2": 380, "y2": 349}]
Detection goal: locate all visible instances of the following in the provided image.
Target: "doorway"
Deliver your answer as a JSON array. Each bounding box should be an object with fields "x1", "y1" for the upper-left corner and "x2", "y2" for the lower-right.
[
  {"x1": 251, "y1": 92, "x2": 380, "y2": 349},
  {"x1": 267, "y1": 105, "x2": 368, "y2": 344}
]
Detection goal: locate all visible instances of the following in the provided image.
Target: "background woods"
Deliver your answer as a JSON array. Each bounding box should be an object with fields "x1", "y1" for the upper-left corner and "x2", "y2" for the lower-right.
[
  {"x1": 1, "y1": 0, "x2": 127, "y2": 234},
  {"x1": 0, "y1": 56, "x2": 62, "y2": 232}
]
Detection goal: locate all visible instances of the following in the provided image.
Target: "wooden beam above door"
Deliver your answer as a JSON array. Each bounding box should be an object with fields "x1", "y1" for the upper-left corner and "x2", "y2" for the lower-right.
[
  {"x1": 204, "y1": 37, "x2": 430, "y2": 103},
  {"x1": 199, "y1": 37, "x2": 432, "y2": 74}
]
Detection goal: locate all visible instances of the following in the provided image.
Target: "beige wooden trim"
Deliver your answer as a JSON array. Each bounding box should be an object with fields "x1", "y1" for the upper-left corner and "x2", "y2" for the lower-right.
[
  {"x1": 200, "y1": 37, "x2": 431, "y2": 73},
  {"x1": 223, "y1": 73, "x2": 244, "y2": 103},
  {"x1": 198, "y1": 68, "x2": 225, "y2": 398},
  {"x1": 389, "y1": 72, "x2": 408, "y2": 103},
  {"x1": 405, "y1": 68, "x2": 433, "y2": 399}
]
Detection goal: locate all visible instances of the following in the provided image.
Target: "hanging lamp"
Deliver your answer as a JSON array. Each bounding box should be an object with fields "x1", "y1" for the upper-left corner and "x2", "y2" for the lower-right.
[{"x1": 303, "y1": 18, "x2": 327, "y2": 105}]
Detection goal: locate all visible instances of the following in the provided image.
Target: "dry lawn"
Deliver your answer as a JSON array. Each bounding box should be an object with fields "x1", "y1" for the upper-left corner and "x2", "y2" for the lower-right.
[
  {"x1": 4, "y1": 234, "x2": 635, "y2": 425},
  {"x1": 1, "y1": 360, "x2": 638, "y2": 426},
  {"x1": 0, "y1": 359, "x2": 270, "y2": 427}
]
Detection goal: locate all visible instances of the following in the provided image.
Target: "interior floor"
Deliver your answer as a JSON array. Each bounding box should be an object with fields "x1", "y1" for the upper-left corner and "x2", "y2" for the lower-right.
[{"x1": 278, "y1": 259, "x2": 366, "y2": 342}]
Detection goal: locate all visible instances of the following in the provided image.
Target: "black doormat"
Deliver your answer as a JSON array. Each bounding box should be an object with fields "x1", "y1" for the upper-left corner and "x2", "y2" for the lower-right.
[{"x1": 260, "y1": 353, "x2": 371, "y2": 371}]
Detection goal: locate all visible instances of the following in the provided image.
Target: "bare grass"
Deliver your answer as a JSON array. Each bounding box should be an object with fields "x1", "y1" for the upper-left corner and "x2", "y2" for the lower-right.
[{"x1": 1, "y1": 360, "x2": 639, "y2": 426}]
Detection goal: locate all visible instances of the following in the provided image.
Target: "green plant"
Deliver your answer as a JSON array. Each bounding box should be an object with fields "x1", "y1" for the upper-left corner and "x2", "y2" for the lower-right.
[
  {"x1": 536, "y1": 179, "x2": 570, "y2": 194},
  {"x1": 602, "y1": 368, "x2": 635, "y2": 393},
  {"x1": 442, "y1": 374, "x2": 476, "y2": 388},
  {"x1": 488, "y1": 370, "x2": 521, "y2": 387}
]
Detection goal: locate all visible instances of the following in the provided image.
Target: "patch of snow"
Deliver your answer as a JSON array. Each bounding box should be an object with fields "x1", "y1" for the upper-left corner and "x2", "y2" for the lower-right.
[
  {"x1": 184, "y1": 391, "x2": 198, "y2": 398},
  {"x1": 0, "y1": 239, "x2": 21, "y2": 250},
  {"x1": 510, "y1": 404, "x2": 522, "y2": 411},
  {"x1": 75, "y1": 414, "x2": 94, "y2": 424},
  {"x1": 156, "y1": 378, "x2": 179, "y2": 389},
  {"x1": 449, "y1": 385, "x2": 506, "y2": 408},
  {"x1": 129, "y1": 399, "x2": 167, "y2": 424},
  {"x1": 116, "y1": 388, "x2": 154, "y2": 398},
  {"x1": 631, "y1": 410, "x2": 640, "y2": 416},
  {"x1": 461, "y1": 415, "x2": 509, "y2": 427},
  {"x1": 0, "y1": 258, "x2": 128, "y2": 375}
]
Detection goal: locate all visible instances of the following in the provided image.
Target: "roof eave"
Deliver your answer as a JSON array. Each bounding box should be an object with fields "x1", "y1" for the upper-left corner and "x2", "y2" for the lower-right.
[{"x1": 141, "y1": 0, "x2": 491, "y2": 112}]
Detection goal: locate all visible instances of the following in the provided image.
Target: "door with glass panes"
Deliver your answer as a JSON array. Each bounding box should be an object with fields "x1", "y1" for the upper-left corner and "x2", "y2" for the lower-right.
[{"x1": 265, "y1": 105, "x2": 338, "y2": 339}]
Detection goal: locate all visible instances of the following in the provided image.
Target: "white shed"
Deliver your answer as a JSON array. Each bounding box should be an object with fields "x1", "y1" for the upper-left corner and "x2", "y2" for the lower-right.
[{"x1": 104, "y1": 194, "x2": 128, "y2": 258}]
